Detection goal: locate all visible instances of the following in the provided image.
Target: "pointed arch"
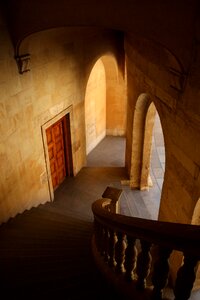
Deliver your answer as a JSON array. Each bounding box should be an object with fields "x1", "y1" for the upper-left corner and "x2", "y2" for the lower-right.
[
  {"x1": 130, "y1": 93, "x2": 152, "y2": 189},
  {"x1": 140, "y1": 102, "x2": 157, "y2": 190},
  {"x1": 192, "y1": 198, "x2": 200, "y2": 225},
  {"x1": 130, "y1": 93, "x2": 166, "y2": 191},
  {"x1": 191, "y1": 198, "x2": 200, "y2": 290}
]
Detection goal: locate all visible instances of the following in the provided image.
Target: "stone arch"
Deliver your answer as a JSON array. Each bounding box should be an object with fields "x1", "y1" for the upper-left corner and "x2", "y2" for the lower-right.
[
  {"x1": 140, "y1": 101, "x2": 157, "y2": 190},
  {"x1": 130, "y1": 93, "x2": 165, "y2": 191},
  {"x1": 101, "y1": 55, "x2": 127, "y2": 137},
  {"x1": 130, "y1": 93, "x2": 152, "y2": 189},
  {"x1": 192, "y1": 199, "x2": 200, "y2": 290},
  {"x1": 85, "y1": 58, "x2": 106, "y2": 154},
  {"x1": 84, "y1": 54, "x2": 126, "y2": 155},
  {"x1": 192, "y1": 198, "x2": 200, "y2": 225}
]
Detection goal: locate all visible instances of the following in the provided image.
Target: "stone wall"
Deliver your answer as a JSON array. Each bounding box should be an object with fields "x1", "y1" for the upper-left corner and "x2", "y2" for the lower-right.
[
  {"x1": 125, "y1": 33, "x2": 200, "y2": 225},
  {"x1": 0, "y1": 16, "x2": 125, "y2": 223},
  {"x1": 85, "y1": 58, "x2": 106, "y2": 154},
  {"x1": 102, "y1": 55, "x2": 127, "y2": 136}
]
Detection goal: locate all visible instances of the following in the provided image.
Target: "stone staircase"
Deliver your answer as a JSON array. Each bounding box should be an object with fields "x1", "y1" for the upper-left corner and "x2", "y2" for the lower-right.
[
  {"x1": 0, "y1": 164, "x2": 199, "y2": 300},
  {"x1": 0, "y1": 201, "x2": 121, "y2": 299}
]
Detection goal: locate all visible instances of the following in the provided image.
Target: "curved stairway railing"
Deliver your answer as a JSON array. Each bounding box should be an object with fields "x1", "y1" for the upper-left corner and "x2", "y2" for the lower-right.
[{"x1": 91, "y1": 193, "x2": 200, "y2": 300}]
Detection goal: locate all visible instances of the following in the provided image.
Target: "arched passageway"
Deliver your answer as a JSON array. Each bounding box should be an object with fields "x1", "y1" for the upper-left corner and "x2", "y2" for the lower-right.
[
  {"x1": 150, "y1": 111, "x2": 165, "y2": 193},
  {"x1": 85, "y1": 58, "x2": 106, "y2": 155},
  {"x1": 84, "y1": 54, "x2": 127, "y2": 165},
  {"x1": 129, "y1": 94, "x2": 166, "y2": 219}
]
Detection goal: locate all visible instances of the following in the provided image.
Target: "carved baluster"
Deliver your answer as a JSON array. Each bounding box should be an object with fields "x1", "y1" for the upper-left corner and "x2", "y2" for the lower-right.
[
  {"x1": 103, "y1": 226, "x2": 109, "y2": 262},
  {"x1": 136, "y1": 240, "x2": 152, "y2": 290},
  {"x1": 100, "y1": 226, "x2": 106, "y2": 256},
  {"x1": 95, "y1": 220, "x2": 102, "y2": 251},
  {"x1": 115, "y1": 232, "x2": 126, "y2": 273},
  {"x1": 152, "y1": 247, "x2": 172, "y2": 299},
  {"x1": 98, "y1": 224, "x2": 105, "y2": 256},
  {"x1": 94, "y1": 219, "x2": 101, "y2": 251},
  {"x1": 124, "y1": 235, "x2": 137, "y2": 281},
  {"x1": 93, "y1": 219, "x2": 97, "y2": 241},
  {"x1": 108, "y1": 229, "x2": 117, "y2": 268},
  {"x1": 174, "y1": 253, "x2": 199, "y2": 300}
]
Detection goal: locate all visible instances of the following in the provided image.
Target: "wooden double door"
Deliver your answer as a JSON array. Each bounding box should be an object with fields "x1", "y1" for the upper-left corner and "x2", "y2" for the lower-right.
[{"x1": 46, "y1": 114, "x2": 73, "y2": 190}]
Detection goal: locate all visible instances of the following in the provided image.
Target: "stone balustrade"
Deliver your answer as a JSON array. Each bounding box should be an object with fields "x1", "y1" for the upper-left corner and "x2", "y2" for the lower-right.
[{"x1": 92, "y1": 197, "x2": 200, "y2": 300}]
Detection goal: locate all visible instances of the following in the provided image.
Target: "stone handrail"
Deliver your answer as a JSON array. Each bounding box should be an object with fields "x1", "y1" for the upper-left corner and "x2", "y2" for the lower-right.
[{"x1": 92, "y1": 198, "x2": 200, "y2": 300}]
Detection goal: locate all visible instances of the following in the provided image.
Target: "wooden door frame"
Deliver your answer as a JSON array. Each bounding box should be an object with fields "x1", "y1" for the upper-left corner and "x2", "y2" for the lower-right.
[{"x1": 41, "y1": 106, "x2": 74, "y2": 201}]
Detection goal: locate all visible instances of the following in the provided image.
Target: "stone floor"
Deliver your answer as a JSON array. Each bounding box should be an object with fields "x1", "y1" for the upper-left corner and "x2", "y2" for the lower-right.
[
  {"x1": 86, "y1": 113, "x2": 165, "y2": 220},
  {"x1": 55, "y1": 131, "x2": 163, "y2": 225}
]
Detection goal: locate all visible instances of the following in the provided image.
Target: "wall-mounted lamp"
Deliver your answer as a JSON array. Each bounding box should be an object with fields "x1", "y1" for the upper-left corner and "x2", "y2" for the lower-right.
[
  {"x1": 15, "y1": 54, "x2": 31, "y2": 74},
  {"x1": 168, "y1": 67, "x2": 187, "y2": 93}
]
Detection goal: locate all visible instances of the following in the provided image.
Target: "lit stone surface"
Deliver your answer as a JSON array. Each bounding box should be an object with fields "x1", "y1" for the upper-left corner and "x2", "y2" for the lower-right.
[
  {"x1": 0, "y1": 20, "x2": 126, "y2": 223},
  {"x1": 0, "y1": 2, "x2": 200, "y2": 230}
]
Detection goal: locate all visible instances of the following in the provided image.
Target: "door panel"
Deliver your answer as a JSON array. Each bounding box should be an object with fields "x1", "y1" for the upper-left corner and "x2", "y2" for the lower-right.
[
  {"x1": 63, "y1": 114, "x2": 73, "y2": 176},
  {"x1": 46, "y1": 118, "x2": 66, "y2": 190}
]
